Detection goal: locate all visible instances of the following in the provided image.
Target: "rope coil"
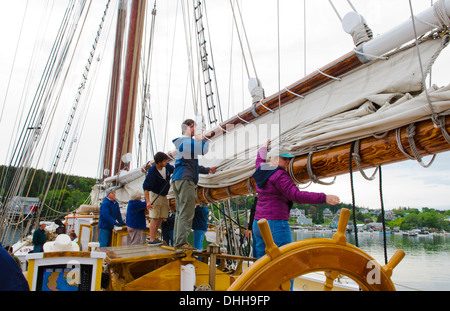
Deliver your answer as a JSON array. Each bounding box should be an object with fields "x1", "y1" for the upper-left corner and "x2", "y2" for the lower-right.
[
  {"x1": 288, "y1": 157, "x2": 312, "y2": 189},
  {"x1": 351, "y1": 139, "x2": 379, "y2": 181},
  {"x1": 306, "y1": 152, "x2": 336, "y2": 185},
  {"x1": 396, "y1": 123, "x2": 436, "y2": 168}
]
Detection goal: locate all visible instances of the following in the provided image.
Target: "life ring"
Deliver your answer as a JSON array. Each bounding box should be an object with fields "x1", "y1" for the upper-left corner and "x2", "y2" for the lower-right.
[{"x1": 228, "y1": 208, "x2": 405, "y2": 291}]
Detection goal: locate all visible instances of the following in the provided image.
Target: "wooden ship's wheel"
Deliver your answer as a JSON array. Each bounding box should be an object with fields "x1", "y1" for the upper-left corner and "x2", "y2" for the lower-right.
[{"x1": 228, "y1": 208, "x2": 405, "y2": 291}]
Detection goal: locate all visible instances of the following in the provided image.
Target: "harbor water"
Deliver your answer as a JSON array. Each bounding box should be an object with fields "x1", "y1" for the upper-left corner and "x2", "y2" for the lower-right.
[{"x1": 293, "y1": 229, "x2": 450, "y2": 291}]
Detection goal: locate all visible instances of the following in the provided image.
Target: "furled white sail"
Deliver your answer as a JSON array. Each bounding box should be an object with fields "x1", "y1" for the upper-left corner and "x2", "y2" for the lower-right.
[
  {"x1": 93, "y1": 0, "x2": 450, "y2": 204},
  {"x1": 100, "y1": 35, "x2": 450, "y2": 204},
  {"x1": 198, "y1": 36, "x2": 450, "y2": 189}
]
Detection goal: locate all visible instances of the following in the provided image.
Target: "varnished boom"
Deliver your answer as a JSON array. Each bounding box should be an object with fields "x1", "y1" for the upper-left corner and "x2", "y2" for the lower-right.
[{"x1": 169, "y1": 116, "x2": 450, "y2": 208}]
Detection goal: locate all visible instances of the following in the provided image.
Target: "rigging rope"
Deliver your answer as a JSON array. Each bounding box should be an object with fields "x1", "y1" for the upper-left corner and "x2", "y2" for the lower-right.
[
  {"x1": 0, "y1": 0, "x2": 86, "y2": 242},
  {"x1": 0, "y1": 0, "x2": 114, "y2": 244},
  {"x1": 228, "y1": 0, "x2": 249, "y2": 80},
  {"x1": 349, "y1": 141, "x2": 359, "y2": 247},
  {"x1": 408, "y1": 0, "x2": 439, "y2": 127},
  {"x1": 378, "y1": 166, "x2": 388, "y2": 265},
  {"x1": 38, "y1": 0, "x2": 113, "y2": 226},
  {"x1": 203, "y1": 0, "x2": 223, "y2": 124}
]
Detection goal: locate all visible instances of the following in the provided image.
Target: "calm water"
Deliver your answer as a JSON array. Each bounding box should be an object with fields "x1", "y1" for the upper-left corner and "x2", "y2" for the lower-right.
[
  {"x1": 293, "y1": 230, "x2": 450, "y2": 291},
  {"x1": 5, "y1": 224, "x2": 449, "y2": 291}
]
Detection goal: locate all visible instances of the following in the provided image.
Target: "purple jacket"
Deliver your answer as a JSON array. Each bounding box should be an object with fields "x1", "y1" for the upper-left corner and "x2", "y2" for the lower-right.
[{"x1": 253, "y1": 146, "x2": 326, "y2": 220}]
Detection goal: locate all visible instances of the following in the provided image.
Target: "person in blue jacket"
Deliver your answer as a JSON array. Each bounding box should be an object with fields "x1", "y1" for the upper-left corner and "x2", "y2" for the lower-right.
[
  {"x1": 126, "y1": 192, "x2": 148, "y2": 245},
  {"x1": 99, "y1": 188, "x2": 124, "y2": 247},
  {"x1": 171, "y1": 119, "x2": 216, "y2": 250},
  {"x1": 0, "y1": 242, "x2": 29, "y2": 291},
  {"x1": 143, "y1": 151, "x2": 175, "y2": 245}
]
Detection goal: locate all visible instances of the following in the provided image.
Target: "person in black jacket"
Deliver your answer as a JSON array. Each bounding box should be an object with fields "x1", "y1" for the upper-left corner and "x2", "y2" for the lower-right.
[
  {"x1": 32, "y1": 222, "x2": 47, "y2": 253},
  {"x1": 143, "y1": 152, "x2": 174, "y2": 245},
  {"x1": 0, "y1": 242, "x2": 29, "y2": 291}
]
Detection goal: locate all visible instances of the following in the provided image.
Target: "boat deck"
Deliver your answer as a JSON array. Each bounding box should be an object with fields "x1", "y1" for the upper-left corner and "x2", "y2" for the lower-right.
[{"x1": 97, "y1": 244, "x2": 184, "y2": 265}]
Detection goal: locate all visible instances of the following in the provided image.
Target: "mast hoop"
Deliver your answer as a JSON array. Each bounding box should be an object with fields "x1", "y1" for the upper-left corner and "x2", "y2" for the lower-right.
[
  {"x1": 351, "y1": 139, "x2": 379, "y2": 181},
  {"x1": 306, "y1": 152, "x2": 336, "y2": 185}
]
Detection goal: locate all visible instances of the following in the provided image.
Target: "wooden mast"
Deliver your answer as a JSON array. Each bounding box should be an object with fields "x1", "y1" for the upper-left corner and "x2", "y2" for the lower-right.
[
  {"x1": 103, "y1": 0, "x2": 127, "y2": 179},
  {"x1": 114, "y1": 0, "x2": 147, "y2": 175},
  {"x1": 169, "y1": 116, "x2": 450, "y2": 207}
]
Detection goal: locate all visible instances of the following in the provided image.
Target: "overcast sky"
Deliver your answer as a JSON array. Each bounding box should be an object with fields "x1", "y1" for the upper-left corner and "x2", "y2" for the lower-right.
[{"x1": 1, "y1": 0, "x2": 450, "y2": 210}]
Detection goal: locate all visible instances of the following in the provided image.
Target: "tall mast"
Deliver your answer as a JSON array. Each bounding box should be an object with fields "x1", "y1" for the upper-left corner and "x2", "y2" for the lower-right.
[
  {"x1": 114, "y1": 0, "x2": 147, "y2": 175},
  {"x1": 103, "y1": 0, "x2": 127, "y2": 179}
]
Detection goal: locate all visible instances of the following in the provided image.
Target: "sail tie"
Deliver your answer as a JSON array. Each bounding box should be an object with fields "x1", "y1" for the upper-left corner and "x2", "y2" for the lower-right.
[
  {"x1": 396, "y1": 123, "x2": 436, "y2": 168},
  {"x1": 306, "y1": 152, "x2": 336, "y2": 185},
  {"x1": 353, "y1": 49, "x2": 389, "y2": 61},
  {"x1": 316, "y1": 68, "x2": 342, "y2": 81},
  {"x1": 288, "y1": 157, "x2": 312, "y2": 189},
  {"x1": 219, "y1": 123, "x2": 230, "y2": 134},
  {"x1": 351, "y1": 139, "x2": 379, "y2": 181},
  {"x1": 236, "y1": 113, "x2": 250, "y2": 124},
  {"x1": 437, "y1": 115, "x2": 450, "y2": 144},
  {"x1": 258, "y1": 100, "x2": 275, "y2": 113},
  {"x1": 284, "y1": 87, "x2": 305, "y2": 99},
  {"x1": 406, "y1": 123, "x2": 437, "y2": 168}
]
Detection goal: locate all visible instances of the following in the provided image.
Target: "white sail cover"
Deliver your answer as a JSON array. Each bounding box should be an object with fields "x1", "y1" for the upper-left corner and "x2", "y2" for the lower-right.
[
  {"x1": 198, "y1": 37, "x2": 450, "y2": 188},
  {"x1": 98, "y1": 36, "x2": 450, "y2": 203}
]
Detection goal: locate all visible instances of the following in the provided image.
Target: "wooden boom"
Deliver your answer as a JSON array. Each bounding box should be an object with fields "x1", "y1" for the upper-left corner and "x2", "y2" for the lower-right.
[{"x1": 168, "y1": 116, "x2": 450, "y2": 207}]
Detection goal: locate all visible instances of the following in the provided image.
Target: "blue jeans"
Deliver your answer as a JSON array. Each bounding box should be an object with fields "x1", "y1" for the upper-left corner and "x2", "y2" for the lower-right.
[
  {"x1": 252, "y1": 219, "x2": 293, "y2": 259},
  {"x1": 193, "y1": 230, "x2": 206, "y2": 250},
  {"x1": 252, "y1": 219, "x2": 294, "y2": 290},
  {"x1": 99, "y1": 229, "x2": 112, "y2": 247}
]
